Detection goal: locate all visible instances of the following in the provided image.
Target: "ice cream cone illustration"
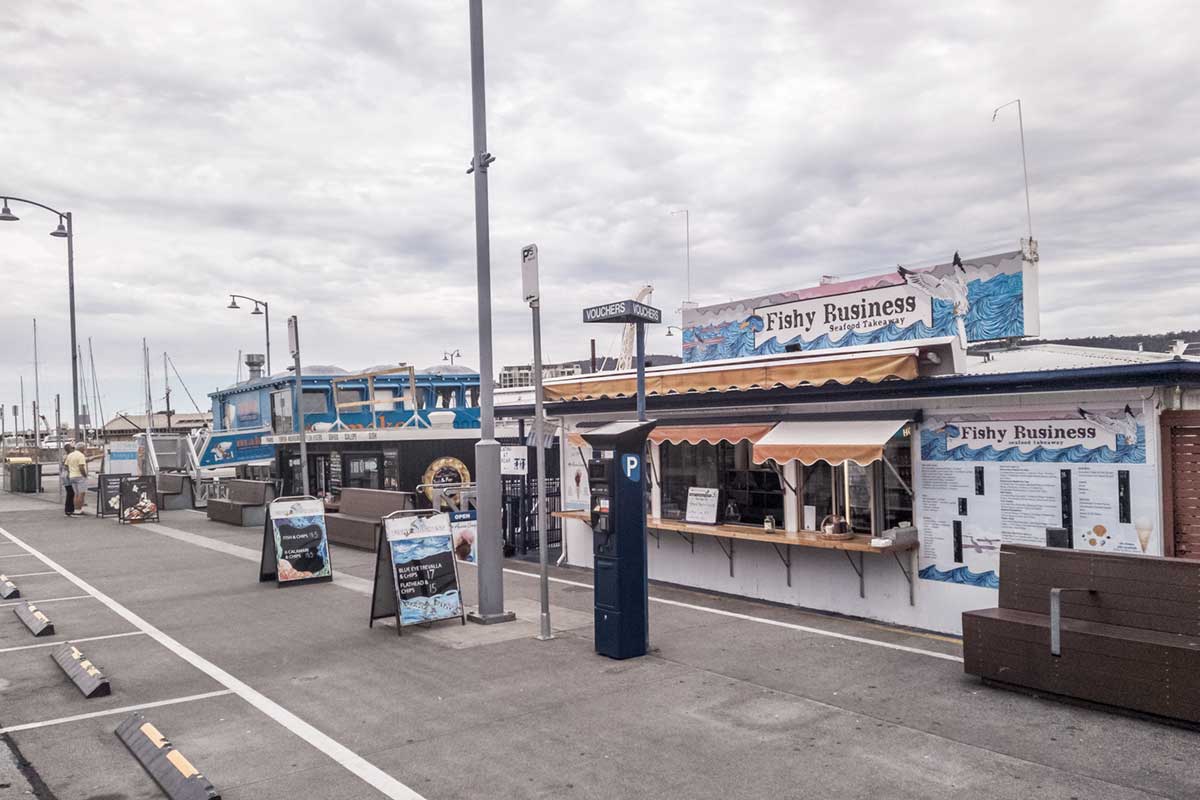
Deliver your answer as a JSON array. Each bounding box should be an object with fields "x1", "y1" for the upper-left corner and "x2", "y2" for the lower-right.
[{"x1": 1134, "y1": 518, "x2": 1153, "y2": 553}]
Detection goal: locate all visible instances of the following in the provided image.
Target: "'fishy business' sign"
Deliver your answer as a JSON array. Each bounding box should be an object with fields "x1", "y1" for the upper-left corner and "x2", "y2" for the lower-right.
[
  {"x1": 755, "y1": 287, "x2": 930, "y2": 348},
  {"x1": 199, "y1": 428, "x2": 275, "y2": 467}
]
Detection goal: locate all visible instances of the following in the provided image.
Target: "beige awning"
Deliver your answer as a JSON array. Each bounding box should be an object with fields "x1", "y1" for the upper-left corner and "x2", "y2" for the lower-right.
[
  {"x1": 541, "y1": 351, "x2": 917, "y2": 402},
  {"x1": 752, "y1": 418, "x2": 910, "y2": 467},
  {"x1": 648, "y1": 423, "x2": 775, "y2": 446}
]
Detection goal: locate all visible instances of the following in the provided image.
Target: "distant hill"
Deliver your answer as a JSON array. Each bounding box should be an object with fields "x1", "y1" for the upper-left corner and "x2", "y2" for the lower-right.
[{"x1": 1033, "y1": 330, "x2": 1199, "y2": 355}]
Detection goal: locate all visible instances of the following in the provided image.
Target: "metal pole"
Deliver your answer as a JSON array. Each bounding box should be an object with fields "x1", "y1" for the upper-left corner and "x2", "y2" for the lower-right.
[
  {"x1": 33, "y1": 319, "x2": 41, "y2": 469},
  {"x1": 635, "y1": 322, "x2": 647, "y2": 422},
  {"x1": 55, "y1": 394, "x2": 61, "y2": 503},
  {"x1": 66, "y1": 212, "x2": 80, "y2": 441},
  {"x1": 531, "y1": 299, "x2": 553, "y2": 640},
  {"x1": 290, "y1": 316, "x2": 310, "y2": 496},
  {"x1": 467, "y1": 0, "x2": 512, "y2": 625},
  {"x1": 264, "y1": 301, "x2": 272, "y2": 376},
  {"x1": 1016, "y1": 99, "x2": 1033, "y2": 241}
]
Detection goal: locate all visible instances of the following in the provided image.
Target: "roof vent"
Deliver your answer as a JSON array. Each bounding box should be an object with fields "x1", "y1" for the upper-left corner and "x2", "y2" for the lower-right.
[{"x1": 245, "y1": 353, "x2": 265, "y2": 380}]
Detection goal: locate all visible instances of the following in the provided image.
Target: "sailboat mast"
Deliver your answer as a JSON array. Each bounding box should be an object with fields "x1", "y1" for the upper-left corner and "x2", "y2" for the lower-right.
[{"x1": 89, "y1": 338, "x2": 106, "y2": 442}]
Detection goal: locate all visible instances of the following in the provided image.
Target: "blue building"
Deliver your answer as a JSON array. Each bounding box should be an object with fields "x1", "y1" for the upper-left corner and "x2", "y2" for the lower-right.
[{"x1": 204, "y1": 362, "x2": 482, "y2": 498}]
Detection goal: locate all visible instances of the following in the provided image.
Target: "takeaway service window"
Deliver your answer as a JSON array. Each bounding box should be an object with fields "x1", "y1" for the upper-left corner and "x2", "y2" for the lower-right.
[
  {"x1": 660, "y1": 441, "x2": 784, "y2": 527},
  {"x1": 799, "y1": 435, "x2": 912, "y2": 534}
]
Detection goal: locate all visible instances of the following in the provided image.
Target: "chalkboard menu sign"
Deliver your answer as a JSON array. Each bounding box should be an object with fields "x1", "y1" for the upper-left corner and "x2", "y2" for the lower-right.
[
  {"x1": 98, "y1": 474, "x2": 124, "y2": 518},
  {"x1": 369, "y1": 513, "x2": 466, "y2": 634},
  {"x1": 685, "y1": 487, "x2": 720, "y2": 525},
  {"x1": 259, "y1": 498, "x2": 333, "y2": 586},
  {"x1": 118, "y1": 476, "x2": 160, "y2": 524}
]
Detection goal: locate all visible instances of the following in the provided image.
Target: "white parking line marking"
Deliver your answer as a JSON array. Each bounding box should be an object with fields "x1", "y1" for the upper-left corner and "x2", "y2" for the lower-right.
[
  {"x1": 0, "y1": 690, "x2": 235, "y2": 734},
  {"x1": 0, "y1": 630, "x2": 147, "y2": 654},
  {"x1": 140, "y1": 523, "x2": 375, "y2": 595},
  {"x1": 498, "y1": 566, "x2": 965, "y2": 664},
  {"x1": 0, "y1": 526, "x2": 426, "y2": 800},
  {"x1": 3, "y1": 571, "x2": 57, "y2": 578},
  {"x1": 0, "y1": 594, "x2": 92, "y2": 608}
]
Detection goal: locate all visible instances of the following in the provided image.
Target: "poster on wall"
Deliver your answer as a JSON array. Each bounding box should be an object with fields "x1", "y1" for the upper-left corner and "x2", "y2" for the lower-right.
[
  {"x1": 500, "y1": 446, "x2": 529, "y2": 476},
  {"x1": 118, "y1": 476, "x2": 160, "y2": 524},
  {"x1": 685, "y1": 488, "x2": 720, "y2": 524},
  {"x1": 259, "y1": 498, "x2": 333, "y2": 585},
  {"x1": 98, "y1": 474, "x2": 124, "y2": 518},
  {"x1": 916, "y1": 405, "x2": 1157, "y2": 590},
  {"x1": 368, "y1": 513, "x2": 465, "y2": 633},
  {"x1": 563, "y1": 437, "x2": 590, "y2": 511},
  {"x1": 680, "y1": 248, "x2": 1038, "y2": 363}
]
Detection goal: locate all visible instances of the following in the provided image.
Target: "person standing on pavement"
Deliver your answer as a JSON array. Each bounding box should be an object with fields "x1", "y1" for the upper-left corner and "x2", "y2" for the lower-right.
[{"x1": 63, "y1": 444, "x2": 89, "y2": 516}]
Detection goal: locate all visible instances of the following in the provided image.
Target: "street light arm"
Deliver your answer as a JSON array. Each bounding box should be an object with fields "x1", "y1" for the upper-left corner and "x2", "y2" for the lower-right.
[
  {"x1": 228, "y1": 293, "x2": 267, "y2": 306},
  {"x1": 0, "y1": 196, "x2": 68, "y2": 217}
]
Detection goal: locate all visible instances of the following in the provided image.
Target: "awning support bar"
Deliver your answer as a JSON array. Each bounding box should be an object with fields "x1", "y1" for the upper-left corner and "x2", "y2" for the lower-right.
[
  {"x1": 882, "y1": 456, "x2": 913, "y2": 497},
  {"x1": 771, "y1": 542, "x2": 792, "y2": 587},
  {"x1": 843, "y1": 550, "x2": 865, "y2": 598}
]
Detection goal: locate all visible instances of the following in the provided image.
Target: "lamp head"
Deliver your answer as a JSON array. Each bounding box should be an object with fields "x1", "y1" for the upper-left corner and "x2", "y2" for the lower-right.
[
  {"x1": 0, "y1": 201, "x2": 18, "y2": 222},
  {"x1": 50, "y1": 217, "x2": 68, "y2": 238},
  {"x1": 227, "y1": 297, "x2": 240, "y2": 310},
  {"x1": 251, "y1": 303, "x2": 263, "y2": 316}
]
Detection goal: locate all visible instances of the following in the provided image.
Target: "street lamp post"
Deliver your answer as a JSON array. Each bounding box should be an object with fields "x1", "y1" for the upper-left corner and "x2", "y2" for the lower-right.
[
  {"x1": 226, "y1": 294, "x2": 272, "y2": 375},
  {"x1": 443, "y1": 349, "x2": 462, "y2": 366},
  {"x1": 465, "y1": 0, "x2": 513, "y2": 625},
  {"x1": 0, "y1": 196, "x2": 81, "y2": 442}
]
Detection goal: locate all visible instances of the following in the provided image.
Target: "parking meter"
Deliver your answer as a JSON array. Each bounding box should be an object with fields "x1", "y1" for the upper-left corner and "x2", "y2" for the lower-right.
[{"x1": 582, "y1": 419, "x2": 656, "y2": 659}]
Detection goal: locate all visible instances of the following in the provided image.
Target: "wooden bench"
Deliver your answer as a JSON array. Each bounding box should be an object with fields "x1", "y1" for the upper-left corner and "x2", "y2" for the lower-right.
[
  {"x1": 963, "y1": 543, "x2": 1200, "y2": 724},
  {"x1": 156, "y1": 472, "x2": 194, "y2": 511},
  {"x1": 326, "y1": 488, "x2": 416, "y2": 550},
  {"x1": 206, "y1": 479, "x2": 274, "y2": 527}
]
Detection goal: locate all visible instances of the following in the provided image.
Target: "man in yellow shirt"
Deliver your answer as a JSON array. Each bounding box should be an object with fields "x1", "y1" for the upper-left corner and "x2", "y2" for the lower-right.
[{"x1": 63, "y1": 444, "x2": 88, "y2": 516}]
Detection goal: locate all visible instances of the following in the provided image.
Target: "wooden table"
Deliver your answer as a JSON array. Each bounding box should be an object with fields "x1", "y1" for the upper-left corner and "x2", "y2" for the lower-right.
[{"x1": 553, "y1": 510, "x2": 918, "y2": 605}]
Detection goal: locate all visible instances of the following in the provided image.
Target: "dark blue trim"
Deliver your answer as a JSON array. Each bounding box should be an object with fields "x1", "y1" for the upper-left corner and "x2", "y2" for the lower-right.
[{"x1": 495, "y1": 358, "x2": 1200, "y2": 418}]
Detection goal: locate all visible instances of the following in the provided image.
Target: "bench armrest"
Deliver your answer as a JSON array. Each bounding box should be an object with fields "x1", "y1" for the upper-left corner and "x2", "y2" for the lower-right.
[{"x1": 1050, "y1": 587, "x2": 1097, "y2": 656}]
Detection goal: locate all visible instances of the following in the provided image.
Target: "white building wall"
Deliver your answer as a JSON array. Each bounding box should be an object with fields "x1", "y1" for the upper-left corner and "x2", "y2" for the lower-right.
[{"x1": 559, "y1": 385, "x2": 1163, "y2": 635}]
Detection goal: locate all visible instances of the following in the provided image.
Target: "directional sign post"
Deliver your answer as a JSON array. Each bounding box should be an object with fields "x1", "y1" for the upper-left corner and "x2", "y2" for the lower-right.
[{"x1": 582, "y1": 299, "x2": 662, "y2": 421}]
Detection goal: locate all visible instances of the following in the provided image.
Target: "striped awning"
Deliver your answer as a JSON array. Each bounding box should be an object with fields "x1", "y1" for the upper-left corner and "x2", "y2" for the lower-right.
[
  {"x1": 752, "y1": 418, "x2": 910, "y2": 467},
  {"x1": 541, "y1": 351, "x2": 917, "y2": 402},
  {"x1": 648, "y1": 423, "x2": 775, "y2": 446}
]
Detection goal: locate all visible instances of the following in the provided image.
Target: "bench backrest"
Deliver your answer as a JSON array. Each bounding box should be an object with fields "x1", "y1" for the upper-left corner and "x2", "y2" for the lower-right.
[
  {"x1": 225, "y1": 479, "x2": 273, "y2": 505},
  {"x1": 339, "y1": 488, "x2": 415, "y2": 518},
  {"x1": 999, "y1": 544, "x2": 1200, "y2": 636}
]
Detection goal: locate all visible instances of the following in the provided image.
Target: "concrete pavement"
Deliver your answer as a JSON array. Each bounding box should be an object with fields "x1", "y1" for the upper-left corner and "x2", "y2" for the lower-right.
[{"x1": 0, "y1": 489, "x2": 1197, "y2": 799}]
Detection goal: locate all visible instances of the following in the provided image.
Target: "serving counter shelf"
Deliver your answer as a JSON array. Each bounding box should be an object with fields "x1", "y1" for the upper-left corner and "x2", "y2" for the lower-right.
[{"x1": 553, "y1": 510, "x2": 918, "y2": 605}]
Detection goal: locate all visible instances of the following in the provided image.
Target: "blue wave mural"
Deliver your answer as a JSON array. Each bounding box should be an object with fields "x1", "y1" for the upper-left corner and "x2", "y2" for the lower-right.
[
  {"x1": 919, "y1": 564, "x2": 999, "y2": 589},
  {"x1": 920, "y1": 425, "x2": 1147, "y2": 464},
  {"x1": 682, "y1": 272, "x2": 1024, "y2": 363}
]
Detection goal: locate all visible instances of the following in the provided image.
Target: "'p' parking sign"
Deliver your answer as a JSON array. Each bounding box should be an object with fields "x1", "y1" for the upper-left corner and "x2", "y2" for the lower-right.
[{"x1": 622, "y1": 454, "x2": 641, "y2": 482}]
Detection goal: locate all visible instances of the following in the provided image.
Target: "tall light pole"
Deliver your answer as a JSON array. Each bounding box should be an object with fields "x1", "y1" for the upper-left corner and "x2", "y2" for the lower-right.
[
  {"x1": 1, "y1": 196, "x2": 81, "y2": 441},
  {"x1": 288, "y1": 316, "x2": 310, "y2": 496},
  {"x1": 522, "y1": 244, "x2": 552, "y2": 640},
  {"x1": 443, "y1": 349, "x2": 462, "y2": 366},
  {"x1": 226, "y1": 294, "x2": 272, "y2": 375},
  {"x1": 670, "y1": 209, "x2": 691, "y2": 302},
  {"x1": 466, "y1": 0, "x2": 513, "y2": 625},
  {"x1": 992, "y1": 99, "x2": 1033, "y2": 241}
]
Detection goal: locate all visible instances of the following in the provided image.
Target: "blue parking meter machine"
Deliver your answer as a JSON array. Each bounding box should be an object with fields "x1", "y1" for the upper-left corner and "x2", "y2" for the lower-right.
[{"x1": 582, "y1": 419, "x2": 656, "y2": 659}]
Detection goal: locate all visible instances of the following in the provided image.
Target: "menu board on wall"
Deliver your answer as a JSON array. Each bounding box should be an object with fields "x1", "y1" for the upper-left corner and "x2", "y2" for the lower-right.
[{"x1": 916, "y1": 405, "x2": 1157, "y2": 589}]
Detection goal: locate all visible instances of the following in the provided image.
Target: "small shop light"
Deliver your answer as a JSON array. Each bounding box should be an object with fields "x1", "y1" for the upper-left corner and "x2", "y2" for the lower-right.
[{"x1": 49, "y1": 216, "x2": 68, "y2": 238}]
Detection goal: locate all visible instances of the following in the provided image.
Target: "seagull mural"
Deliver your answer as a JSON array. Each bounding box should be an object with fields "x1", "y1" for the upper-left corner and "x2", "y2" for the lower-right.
[
  {"x1": 1079, "y1": 405, "x2": 1139, "y2": 446},
  {"x1": 897, "y1": 251, "x2": 970, "y2": 348}
]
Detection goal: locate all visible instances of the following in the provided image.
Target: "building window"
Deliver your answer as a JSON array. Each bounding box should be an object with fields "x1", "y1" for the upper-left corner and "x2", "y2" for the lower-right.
[
  {"x1": 660, "y1": 441, "x2": 784, "y2": 527},
  {"x1": 336, "y1": 388, "x2": 364, "y2": 412},
  {"x1": 301, "y1": 390, "x2": 328, "y2": 414},
  {"x1": 270, "y1": 390, "x2": 293, "y2": 435},
  {"x1": 372, "y1": 388, "x2": 396, "y2": 412}
]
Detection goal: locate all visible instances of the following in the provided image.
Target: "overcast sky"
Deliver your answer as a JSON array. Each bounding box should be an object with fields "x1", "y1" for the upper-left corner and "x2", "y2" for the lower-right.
[{"x1": 2, "y1": 1, "x2": 1197, "y2": 424}]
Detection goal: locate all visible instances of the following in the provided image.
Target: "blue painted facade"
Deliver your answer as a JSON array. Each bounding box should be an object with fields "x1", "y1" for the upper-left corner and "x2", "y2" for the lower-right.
[{"x1": 208, "y1": 370, "x2": 482, "y2": 435}]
